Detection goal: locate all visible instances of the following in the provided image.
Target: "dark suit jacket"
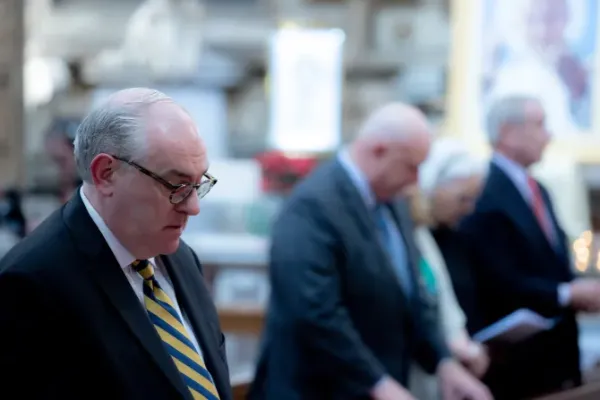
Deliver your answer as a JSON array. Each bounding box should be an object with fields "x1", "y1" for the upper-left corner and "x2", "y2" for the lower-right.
[
  {"x1": 459, "y1": 162, "x2": 580, "y2": 399},
  {"x1": 248, "y1": 160, "x2": 450, "y2": 400},
  {"x1": 0, "y1": 193, "x2": 232, "y2": 400},
  {"x1": 432, "y1": 226, "x2": 486, "y2": 334}
]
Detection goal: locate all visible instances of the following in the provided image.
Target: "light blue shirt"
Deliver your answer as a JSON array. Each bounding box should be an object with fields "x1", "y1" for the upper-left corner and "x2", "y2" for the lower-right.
[{"x1": 338, "y1": 151, "x2": 414, "y2": 297}]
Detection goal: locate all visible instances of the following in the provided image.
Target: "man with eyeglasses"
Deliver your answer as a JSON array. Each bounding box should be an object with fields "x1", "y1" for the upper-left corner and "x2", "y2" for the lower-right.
[{"x1": 0, "y1": 88, "x2": 231, "y2": 400}]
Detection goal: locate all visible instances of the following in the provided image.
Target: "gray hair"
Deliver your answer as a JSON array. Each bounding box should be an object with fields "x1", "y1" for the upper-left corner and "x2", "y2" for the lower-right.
[
  {"x1": 486, "y1": 95, "x2": 540, "y2": 144},
  {"x1": 419, "y1": 138, "x2": 487, "y2": 197},
  {"x1": 74, "y1": 88, "x2": 173, "y2": 183}
]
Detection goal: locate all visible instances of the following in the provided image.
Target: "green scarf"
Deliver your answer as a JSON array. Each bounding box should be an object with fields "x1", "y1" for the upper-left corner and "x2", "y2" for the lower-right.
[{"x1": 419, "y1": 257, "x2": 438, "y2": 295}]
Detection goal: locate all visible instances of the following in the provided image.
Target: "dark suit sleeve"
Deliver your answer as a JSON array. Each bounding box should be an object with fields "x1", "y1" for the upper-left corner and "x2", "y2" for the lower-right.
[
  {"x1": 0, "y1": 272, "x2": 63, "y2": 396},
  {"x1": 460, "y1": 211, "x2": 562, "y2": 313},
  {"x1": 270, "y1": 199, "x2": 386, "y2": 397}
]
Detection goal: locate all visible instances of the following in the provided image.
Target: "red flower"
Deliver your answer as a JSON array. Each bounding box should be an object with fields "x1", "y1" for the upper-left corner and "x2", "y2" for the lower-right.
[{"x1": 255, "y1": 151, "x2": 319, "y2": 194}]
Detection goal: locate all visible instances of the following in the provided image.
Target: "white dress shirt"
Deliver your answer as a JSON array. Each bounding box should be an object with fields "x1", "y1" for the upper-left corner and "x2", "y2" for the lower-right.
[
  {"x1": 493, "y1": 153, "x2": 532, "y2": 203},
  {"x1": 492, "y1": 154, "x2": 570, "y2": 306},
  {"x1": 80, "y1": 189, "x2": 204, "y2": 357}
]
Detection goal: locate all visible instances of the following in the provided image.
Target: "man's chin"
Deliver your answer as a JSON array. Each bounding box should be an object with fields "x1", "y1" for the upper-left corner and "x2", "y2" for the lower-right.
[{"x1": 159, "y1": 238, "x2": 181, "y2": 255}]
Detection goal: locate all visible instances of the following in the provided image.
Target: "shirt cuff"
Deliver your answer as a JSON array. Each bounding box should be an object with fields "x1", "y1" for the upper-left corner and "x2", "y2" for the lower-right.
[
  {"x1": 372, "y1": 375, "x2": 388, "y2": 392},
  {"x1": 558, "y1": 283, "x2": 571, "y2": 307}
]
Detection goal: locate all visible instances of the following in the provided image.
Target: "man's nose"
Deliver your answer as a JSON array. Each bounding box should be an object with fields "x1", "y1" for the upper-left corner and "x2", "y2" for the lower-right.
[{"x1": 179, "y1": 193, "x2": 200, "y2": 216}]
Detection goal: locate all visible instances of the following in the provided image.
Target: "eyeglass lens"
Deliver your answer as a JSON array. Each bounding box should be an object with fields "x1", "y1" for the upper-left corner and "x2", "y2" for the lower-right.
[{"x1": 170, "y1": 181, "x2": 213, "y2": 204}]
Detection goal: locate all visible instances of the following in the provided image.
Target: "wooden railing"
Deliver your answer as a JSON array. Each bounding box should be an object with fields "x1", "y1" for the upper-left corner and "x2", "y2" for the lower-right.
[
  {"x1": 534, "y1": 369, "x2": 600, "y2": 400},
  {"x1": 218, "y1": 306, "x2": 265, "y2": 336},
  {"x1": 534, "y1": 382, "x2": 600, "y2": 400},
  {"x1": 218, "y1": 306, "x2": 265, "y2": 400},
  {"x1": 217, "y1": 306, "x2": 600, "y2": 400}
]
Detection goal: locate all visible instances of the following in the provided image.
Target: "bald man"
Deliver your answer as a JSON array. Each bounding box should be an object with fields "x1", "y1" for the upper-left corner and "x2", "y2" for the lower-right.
[
  {"x1": 0, "y1": 88, "x2": 231, "y2": 400},
  {"x1": 249, "y1": 104, "x2": 492, "y2": 400}
]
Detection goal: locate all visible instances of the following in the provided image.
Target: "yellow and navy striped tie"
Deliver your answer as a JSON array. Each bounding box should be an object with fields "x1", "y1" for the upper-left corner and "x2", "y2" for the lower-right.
[{"x1": 132, "y1": 259, "x2": 220, "y2": 400}]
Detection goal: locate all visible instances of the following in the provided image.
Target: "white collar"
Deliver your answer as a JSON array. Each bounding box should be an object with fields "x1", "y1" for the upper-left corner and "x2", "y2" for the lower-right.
[
  {"x1": 338, "y1": 150, "x2": 377, "y2": 209},
  {"x1": 79, "y1": 188, "x2": 137, "y2": 269},
  {"x1": 492, "y1": 152, "x2": 532, "y2": 201}
]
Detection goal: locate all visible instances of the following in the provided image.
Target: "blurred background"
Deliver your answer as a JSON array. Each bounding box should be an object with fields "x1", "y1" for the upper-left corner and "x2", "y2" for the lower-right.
[{"x1": 2, "y1": 0, "x2": 600, "y2": 392}]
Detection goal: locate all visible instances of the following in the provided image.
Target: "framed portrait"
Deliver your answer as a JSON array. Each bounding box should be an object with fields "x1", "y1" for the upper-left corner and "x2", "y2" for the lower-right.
[{"x1": 445, "y1": 0, "x2": 600, "y2": 162}]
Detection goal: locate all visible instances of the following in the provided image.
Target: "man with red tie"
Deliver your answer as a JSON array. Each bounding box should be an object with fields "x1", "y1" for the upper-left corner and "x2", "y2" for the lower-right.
[{"x1": 459, "y1": 95, "x2": 600, "y2": 399}]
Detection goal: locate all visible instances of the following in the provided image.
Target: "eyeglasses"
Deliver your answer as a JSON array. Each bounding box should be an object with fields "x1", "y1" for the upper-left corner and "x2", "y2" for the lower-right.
[{"x1": 112, "y1": 155, "x2": 217, "y2": 204}]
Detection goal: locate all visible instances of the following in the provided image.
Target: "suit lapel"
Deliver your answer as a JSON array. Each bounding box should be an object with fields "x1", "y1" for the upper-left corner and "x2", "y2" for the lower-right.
[
  {"x1": 161, "y1": 250, "x2": 230, "y2": 399},
  {"x1": 489, "y1": 164, "x2": 556, "y2": 255},
  {"x1": 333, "y1": 159, "x2": 375, "y2": 235},
  {"x1": 62, "y1": 193, "x2": 191, "y2": 399},
  {"x1": 539, "y1": 185, "x2": 569, "y2": 259},
  {"x1": 333, "y1": 160, "x2": 411, "y2": 301}
]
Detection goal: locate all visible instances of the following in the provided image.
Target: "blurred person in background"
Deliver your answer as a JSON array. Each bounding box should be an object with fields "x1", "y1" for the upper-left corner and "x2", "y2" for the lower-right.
[
  {"x1": 0, "y1": 88, "x2": 231, "y2": 400},
  {"x1": 0, "y1": 228, "x2": 19, "y2": 261},
  {"x1": 249, "y1": 103, "x2": 492, "y2": 400},
  {"x1": 44, "y1": 118, "x2": 82, "y2": 203},
  {"x1": 408, "y1": 138, "x2": 490, "y2": 399},
  {"x1": 0, "y1": 188, "x2": 27, "y2": 239},
  {"x1": 460, "y1": 95, "x2": 600, "y2": 398}
]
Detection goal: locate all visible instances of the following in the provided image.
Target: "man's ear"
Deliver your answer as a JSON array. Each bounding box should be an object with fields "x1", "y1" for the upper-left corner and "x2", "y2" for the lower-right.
[
  {"x1": 89, "y1": 154, "x2": 119, "y2": 195},
  {"x1": 372, "y1": 142, "x2": 387, "y2": 159}
]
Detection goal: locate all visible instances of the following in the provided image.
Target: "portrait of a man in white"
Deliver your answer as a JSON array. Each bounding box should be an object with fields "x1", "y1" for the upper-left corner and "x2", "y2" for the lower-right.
[{"x1": 481, "y1": 0, "x2": 596, "y2": 136}]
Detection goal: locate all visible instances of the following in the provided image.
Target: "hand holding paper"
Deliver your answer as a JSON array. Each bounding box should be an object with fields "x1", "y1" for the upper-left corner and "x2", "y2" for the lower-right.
[{"x1": 450, "y1": 337, "x2": 490, "y2": 378}]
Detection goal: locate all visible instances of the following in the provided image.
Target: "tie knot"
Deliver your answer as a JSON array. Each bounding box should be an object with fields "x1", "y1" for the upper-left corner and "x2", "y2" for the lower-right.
[
  {"x1": 132, "y1": 259, "x2": 154, "y2": 281},
  {"x1": 527, "y1": 176, "x2": 542, "y2": 193},
  {"x1": 527, "y1": 175, "x2": 537, "y2": 186}
]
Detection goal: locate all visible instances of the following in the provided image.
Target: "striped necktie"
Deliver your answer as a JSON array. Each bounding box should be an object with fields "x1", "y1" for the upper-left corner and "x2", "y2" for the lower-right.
[{"x1": 132, "y1": 260, "x2": 220, "y2": 400}]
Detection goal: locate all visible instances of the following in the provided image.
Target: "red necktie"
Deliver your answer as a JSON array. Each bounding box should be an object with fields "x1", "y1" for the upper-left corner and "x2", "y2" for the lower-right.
[{"x1": 527, "y1": 176, "x2": 553, "y2": 242}]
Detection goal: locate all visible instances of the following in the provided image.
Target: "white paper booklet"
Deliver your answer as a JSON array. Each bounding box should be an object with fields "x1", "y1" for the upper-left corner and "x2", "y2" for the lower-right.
[{"x1": 472, "y1": 308, "x2": 557, "y2": 344}]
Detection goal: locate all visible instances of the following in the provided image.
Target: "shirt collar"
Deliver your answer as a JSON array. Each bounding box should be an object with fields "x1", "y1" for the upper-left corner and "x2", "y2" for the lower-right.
[
  {"x1": 338, "y1": 149, "x2": 377, "y2": 209},
  {"x1": 80, "y1": 188, "x2": 136, "y2": 269},
  {"x1": 492, "y1": 152, "x2": 532, "y2": 200}
]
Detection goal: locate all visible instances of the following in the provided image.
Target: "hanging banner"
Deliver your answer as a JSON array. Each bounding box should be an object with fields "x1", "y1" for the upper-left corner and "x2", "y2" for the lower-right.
[{"x1": 268, "y1": 28, "x2": 345, "y2": 153}]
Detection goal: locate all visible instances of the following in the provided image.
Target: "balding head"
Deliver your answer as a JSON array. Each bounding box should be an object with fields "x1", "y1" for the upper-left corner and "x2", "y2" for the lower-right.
[
  {"x1": 350, "y1": 102, "x2": 432, "y2": 202},
  {"x1": 74, "y1": 88, "x2": 176, "y2": 182},
  {"x1": 75, "y1": 87, "x2": 209, "y2": 259},
  {"x1": 357, "y1": 102, "x2": 429, "y2": 142}
]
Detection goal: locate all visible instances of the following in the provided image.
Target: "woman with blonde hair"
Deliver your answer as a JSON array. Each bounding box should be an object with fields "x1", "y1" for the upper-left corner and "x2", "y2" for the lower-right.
[{"x1": 409, "y1": 138, "x2": 490, "y2": 399}]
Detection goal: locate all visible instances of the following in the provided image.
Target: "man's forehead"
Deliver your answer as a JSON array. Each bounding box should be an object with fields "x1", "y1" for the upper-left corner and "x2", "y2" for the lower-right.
[
  {"x1": 145, "y1": 133, "x2": 208, "y2": 178},
  {"x1": 524, "y1": 101, "x2": 545, "y2": 121},
  {"x1": 157, "y1": 158, "x2": 209, "y2": 182}
]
